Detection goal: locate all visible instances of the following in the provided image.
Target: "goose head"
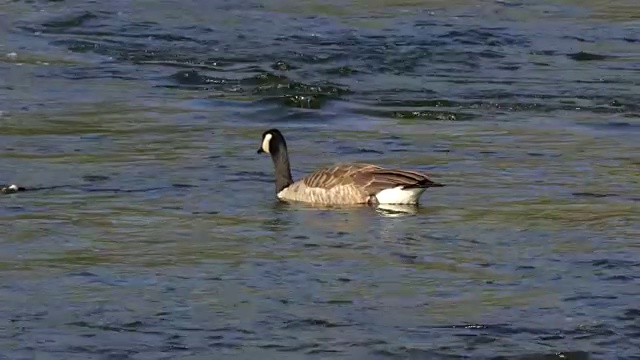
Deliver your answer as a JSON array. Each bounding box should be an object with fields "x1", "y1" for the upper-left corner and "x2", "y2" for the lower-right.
[{"x1": 257, "y1": 128, "x2": 288, "y2": 155}]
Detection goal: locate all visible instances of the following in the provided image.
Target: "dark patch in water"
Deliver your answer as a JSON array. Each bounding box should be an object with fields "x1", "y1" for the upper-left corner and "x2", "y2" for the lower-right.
[
  {"x1": 282, "y1": 94, "x2": 326, "y2": 109},
  {"x1": 606, "y1": 121, "x2": 633, "y2": 128},
  {"x1": 41, "y1": 11, "x2": 99, "y2": 29},
  {"x1": 391, "y1": 252, "x2": 422, "y2": 264},
  {"x1": 392, "y1": 110, "x2": 468, "y2": 121},
  {"x1": 336, "y1": 145, "x2": 384, "y2": 155},
  {"x1": 67, "y1": 271, "x2": 99, "y2": 278},
  {"x1": 498, "y1": 64, "x2": 520, "y2": 71},
  {"x1": 516, "y1": 265, "x2": 536, "y2": 270},
  {"x1": 492, "y1": 352, "x2": 590, "y2": 360},
  {"x1": 618, "y1": 308, "x2": 640, "y2": 321},
  {"x1": 191, "y1": 210, "x2": 220, "y2": 214},
  {"x1": 604, "y1": 275, "x2": 635, "y2": 281},
  {"x1": 254, "y1": 78, "x2": 350, "y2": 97},
  {"x1": 208, "y1": 342, "x2": 241, "y2": 349},
  {"x1": 271, "y1": 60, "x2": 296, "y2": 71},
  {"x1": 161, "y1": 206, "x2": 183, "y2": 210},
  {"x1": 563, "y1": 294, "x2": 618, "y2": 302},
  {"x1": 375, "y1": 99, "x2": 458, "y2": 108},
  {"x1": 164, "y1": 70, "x2": 349, "y2": 108},
  {"x1": 325, "y1": 66, "x2": 360, "y2": 76},
  {"x1": 527, "y1": 151, "x2": 561, "y2": 158},
  {"x1": 282, "y1": 318, "x2": 351, "y2": 329},
  {"x1": 531, "y1": 50, "x2": 557, "y2": 56},
  {"x1": 590, "y1": 259, "x2": 639, "y2": 269},
  {"x1": 567, "y1": 52, "x2": 611, "y2": 61},
  {"x1": 171, "y1": 183, "x2": 197, "y2": 188},
  {"x1": 67, "y1": 320, "x2": 161, "y2": 334},
  {"x1": 563, "y1": 36, "x2": 594, "y2": 43},
  {"x1": 81, "y1": 186, "x2": 165, "y2": 193},
  {"x1": 170, "y1": 70, "x2": 222, "y2": 86},
  {"x1": 439, "y1": 29, "x2": 529, "y2": 47},
  {"x1": 82, "y1": 175, "x2": 110, "y2": 182},
  {"x1": 375, "y1": 346, "x2": 588, "y2": 360},
  {"x1": 576, "y1": 119, "x2": 640, "y2": 132},
  {"x1": 572, "y1": 192, "x2": 610, "y2": 198}
]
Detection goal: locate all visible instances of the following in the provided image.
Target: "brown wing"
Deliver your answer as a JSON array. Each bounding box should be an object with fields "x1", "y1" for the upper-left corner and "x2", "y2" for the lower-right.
[
  {"x1": 353, "y1": 168, "x2": 444, "y2": 195},
  {"x1": 301, "y1": 163, "x2": 382, "y2": 190},
  {"x1": 301, "y1": 163, "x2": 443, "y2": 195}
]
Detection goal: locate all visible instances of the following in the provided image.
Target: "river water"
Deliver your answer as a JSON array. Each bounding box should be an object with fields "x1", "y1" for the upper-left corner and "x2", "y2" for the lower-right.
[{"x1": 1, "y1": 0, "x2": 639, "y2": 359}]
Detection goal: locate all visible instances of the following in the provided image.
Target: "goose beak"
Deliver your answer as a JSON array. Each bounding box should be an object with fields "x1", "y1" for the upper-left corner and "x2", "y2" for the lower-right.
[{"x1": 257, "y1": 148, "x2": 264, "y2": 154}]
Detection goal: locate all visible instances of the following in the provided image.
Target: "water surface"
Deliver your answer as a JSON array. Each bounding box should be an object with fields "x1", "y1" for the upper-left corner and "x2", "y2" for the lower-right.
[{"x1": 1, "y1": 0, "x2": 639, "y2": 358}]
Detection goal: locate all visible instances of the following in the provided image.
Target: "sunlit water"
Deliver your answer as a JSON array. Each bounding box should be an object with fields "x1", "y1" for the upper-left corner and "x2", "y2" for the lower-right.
[{"x1": 1, "y1": 0, "x2": 639, "y2": 358}]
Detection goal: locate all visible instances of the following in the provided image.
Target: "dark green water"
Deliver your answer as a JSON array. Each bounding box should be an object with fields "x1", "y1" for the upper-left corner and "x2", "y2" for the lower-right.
[{"x1": 1, "y1": 0, "x2": 639, "y2": 359}]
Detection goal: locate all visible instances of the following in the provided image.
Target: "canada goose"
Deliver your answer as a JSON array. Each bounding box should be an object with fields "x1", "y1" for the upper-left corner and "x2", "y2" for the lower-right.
[
  {"x1": 257, "y1": 129, "x2": 444, "y2": 205},
  {"x1": 1, "y1": 184, "x2": 25, "y2": 194}
]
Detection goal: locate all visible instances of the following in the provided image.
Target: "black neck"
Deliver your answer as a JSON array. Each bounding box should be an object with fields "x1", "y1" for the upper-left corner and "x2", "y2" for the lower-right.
[{"x1": 270, "y1": 144, "x2": 293, "y2": 193}]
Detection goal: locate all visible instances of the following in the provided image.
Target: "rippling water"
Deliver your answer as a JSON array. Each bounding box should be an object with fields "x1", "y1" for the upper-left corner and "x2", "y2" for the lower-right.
[{"x1": 1, "y1": 0, "x2": 639, "y2": 358}]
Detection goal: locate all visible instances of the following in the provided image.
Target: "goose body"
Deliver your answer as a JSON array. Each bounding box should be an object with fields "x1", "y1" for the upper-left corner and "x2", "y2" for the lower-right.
[{"x1": 258, "y1": 129, "x2": 444, "y2": 206}]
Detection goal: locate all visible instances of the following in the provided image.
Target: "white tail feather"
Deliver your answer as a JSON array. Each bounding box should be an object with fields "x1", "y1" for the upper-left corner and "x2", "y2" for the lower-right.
[{"x1": 374, "y1": 186, "x2": 425, "y2": 204}]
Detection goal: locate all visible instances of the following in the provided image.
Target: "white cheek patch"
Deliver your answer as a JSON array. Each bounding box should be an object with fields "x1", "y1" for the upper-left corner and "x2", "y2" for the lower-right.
[{"x1": 261, "y1": 133, "x2": 272, "y2": 153}]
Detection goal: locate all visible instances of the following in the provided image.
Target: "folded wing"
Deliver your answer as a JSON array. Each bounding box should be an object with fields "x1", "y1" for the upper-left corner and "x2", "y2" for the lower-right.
[{"x1": 301, "y1": 163, "x2": 443, "y2": 196}]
